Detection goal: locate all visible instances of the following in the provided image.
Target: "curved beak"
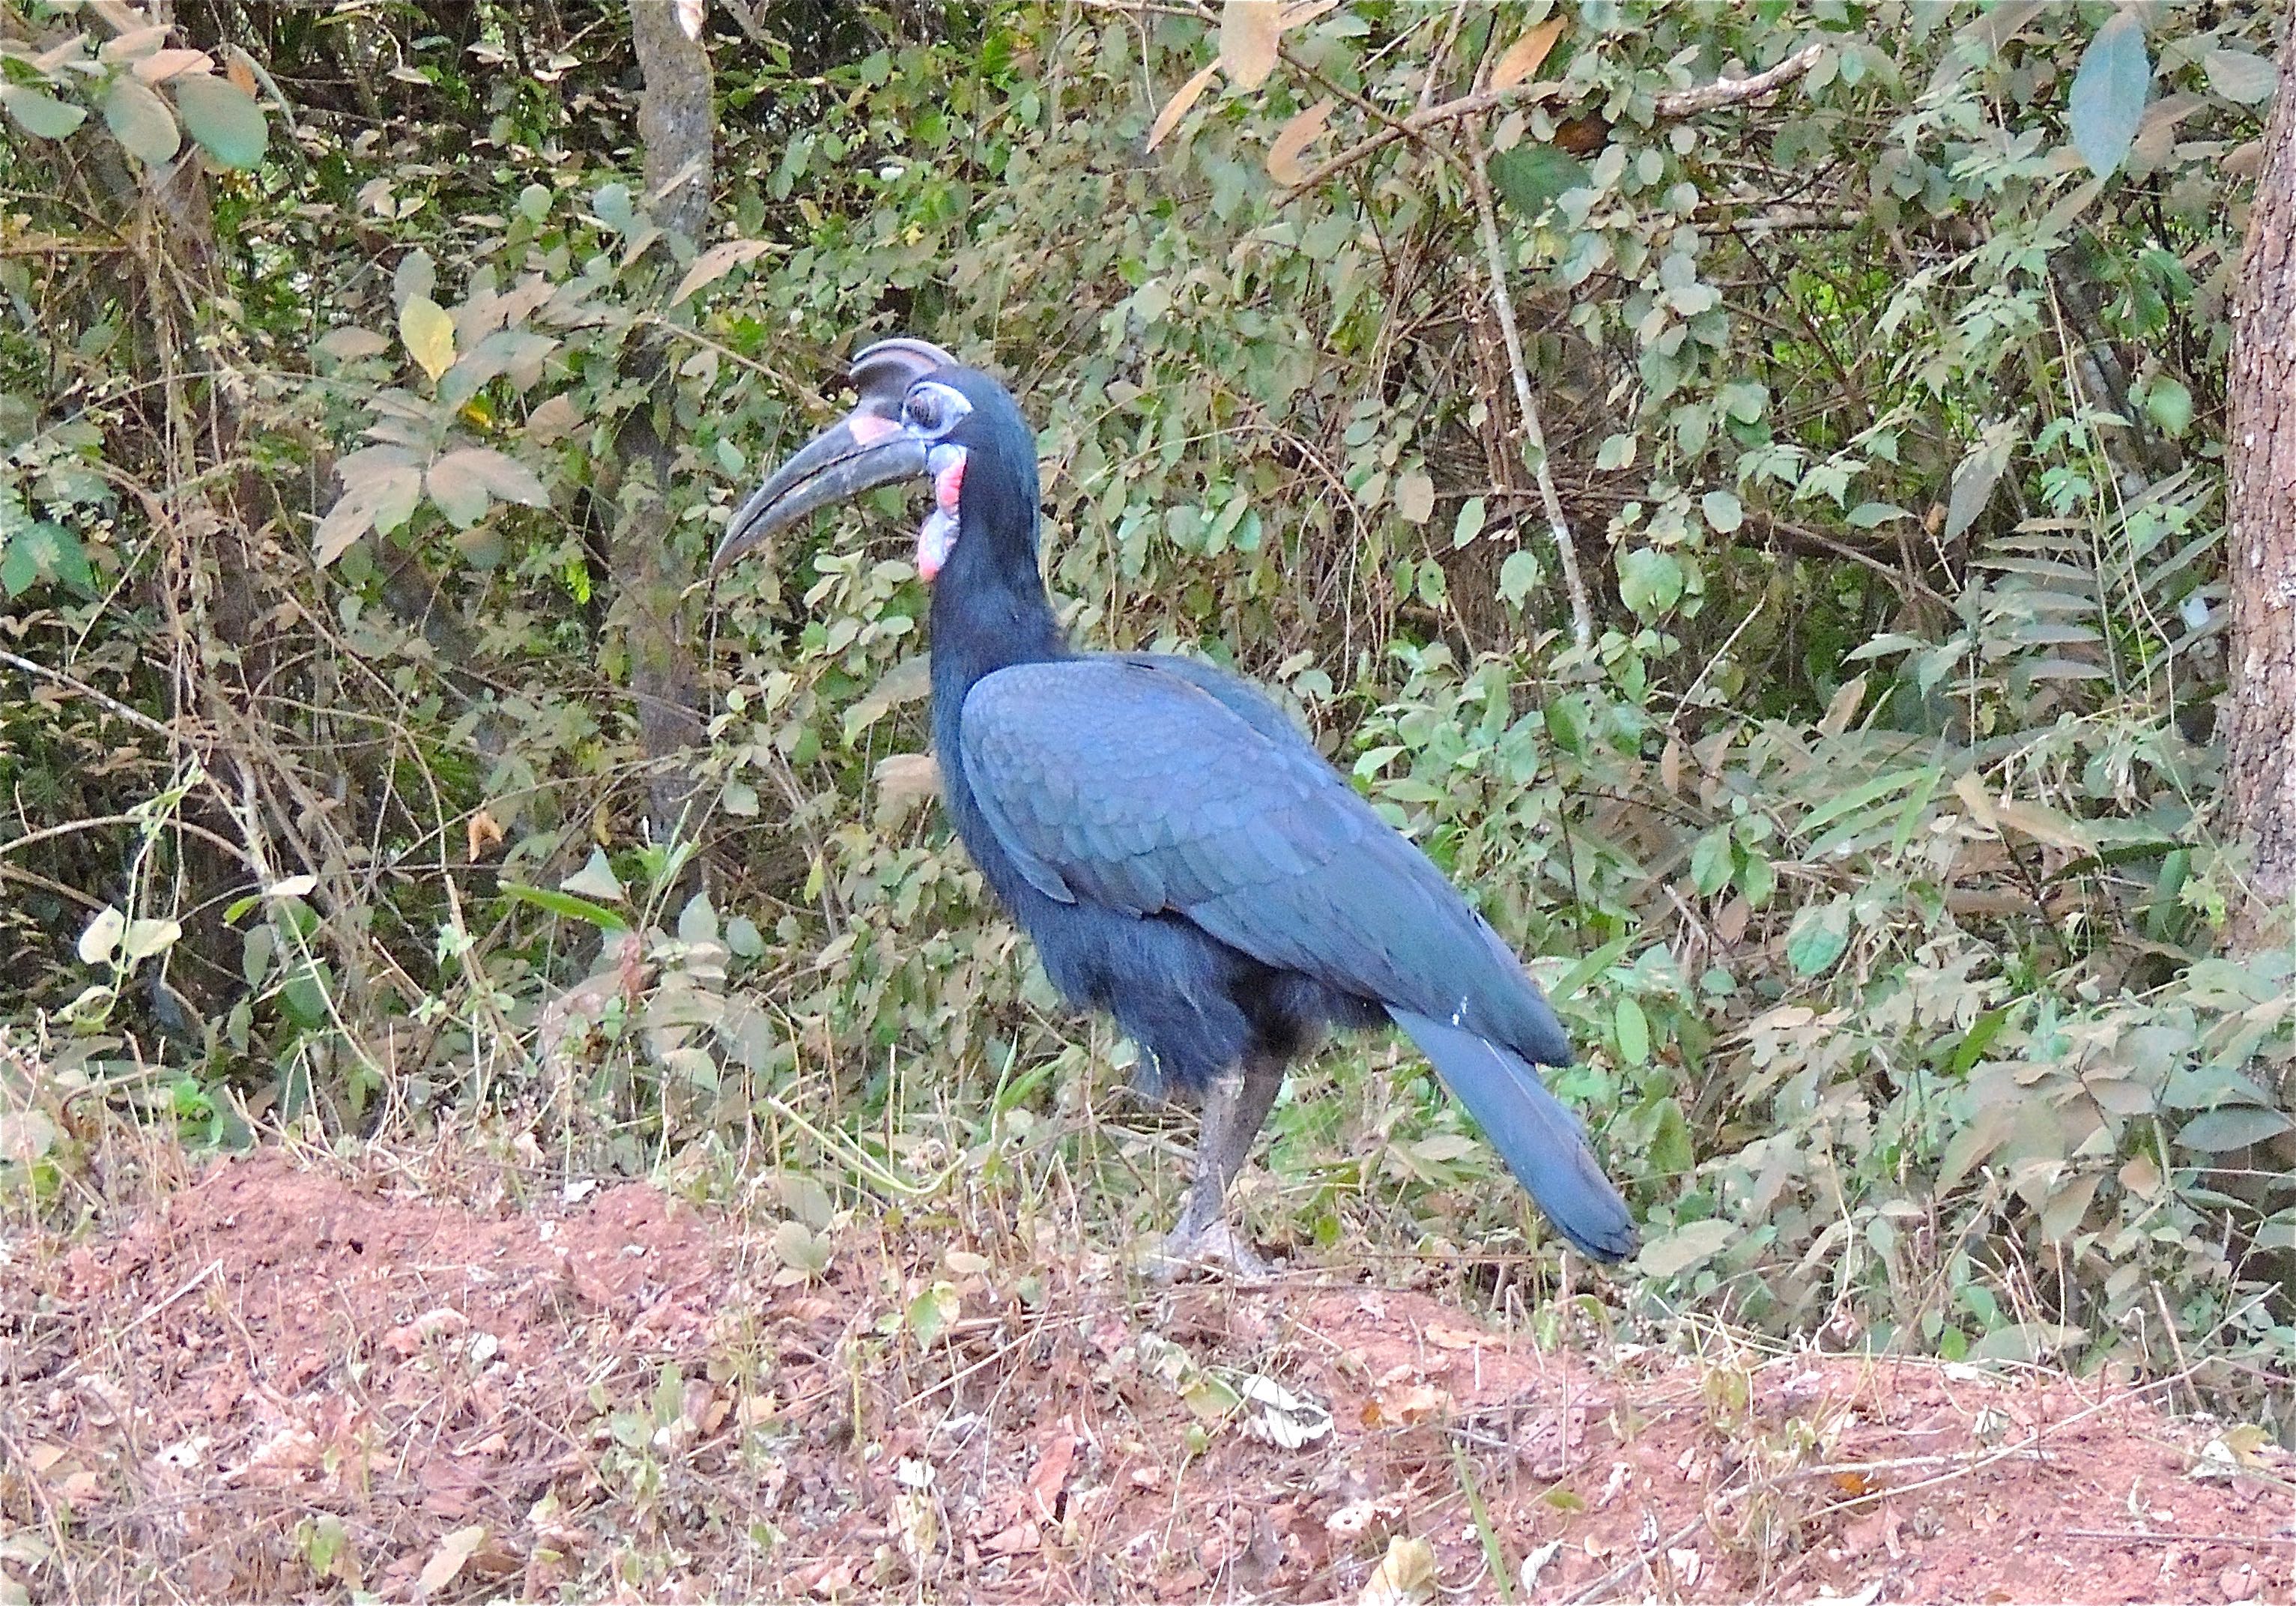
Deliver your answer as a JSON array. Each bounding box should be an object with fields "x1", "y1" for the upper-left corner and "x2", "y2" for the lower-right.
[{"x1": 710, "y1": 408, "x2": 929, "y2": 577}]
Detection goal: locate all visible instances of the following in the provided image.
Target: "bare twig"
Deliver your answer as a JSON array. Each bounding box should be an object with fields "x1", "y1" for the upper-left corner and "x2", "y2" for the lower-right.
[
  {"x1": 1466, "y1": 119, "x2": 1593, "y2": 652},
  {"x1": 1653, "y1": 41, "x2": 1826, "y2": 118},
  {"x1": 1290, "y1": 40, "x2": 1826, "y2": 194}
]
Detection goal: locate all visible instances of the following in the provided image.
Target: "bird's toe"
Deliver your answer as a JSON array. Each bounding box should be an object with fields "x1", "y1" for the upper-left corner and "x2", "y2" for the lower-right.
[{"x1": 1154, "y1": 1219, "x2": 1276, "y2": 1284}]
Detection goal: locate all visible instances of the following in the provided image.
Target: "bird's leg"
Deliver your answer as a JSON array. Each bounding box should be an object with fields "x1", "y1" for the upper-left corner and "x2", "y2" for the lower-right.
[{"x1": 1160, "y1": 1052, "x2": 1286, "y2": 1279}]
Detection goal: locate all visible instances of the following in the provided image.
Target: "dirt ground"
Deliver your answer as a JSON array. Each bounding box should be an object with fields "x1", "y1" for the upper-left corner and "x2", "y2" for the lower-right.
[{"x1": 4, "y1": 1148, "x2": 2295, "y2": 1604}]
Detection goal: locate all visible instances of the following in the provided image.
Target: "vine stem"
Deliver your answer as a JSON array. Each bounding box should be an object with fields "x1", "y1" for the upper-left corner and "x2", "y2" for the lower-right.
[{"x1": 1466, "y1": 118, "x2": 1593, "y2": 653}]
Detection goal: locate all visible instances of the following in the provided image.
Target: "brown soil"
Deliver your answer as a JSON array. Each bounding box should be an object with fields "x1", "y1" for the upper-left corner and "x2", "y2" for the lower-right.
[{"x1": 4, "y1": 1149, "x2": 2293, "y2": 1602}]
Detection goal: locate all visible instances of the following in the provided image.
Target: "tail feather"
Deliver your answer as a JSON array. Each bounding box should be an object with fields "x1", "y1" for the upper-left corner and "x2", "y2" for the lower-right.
[{"x1": 1387, "y1": 1006, "x2": 1638, "y2": 1262}]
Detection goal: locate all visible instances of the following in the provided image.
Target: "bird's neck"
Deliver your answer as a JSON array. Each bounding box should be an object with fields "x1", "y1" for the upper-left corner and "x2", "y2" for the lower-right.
[{"x1": 927, "y1": 569, "x2": 1068, "y2": 718}]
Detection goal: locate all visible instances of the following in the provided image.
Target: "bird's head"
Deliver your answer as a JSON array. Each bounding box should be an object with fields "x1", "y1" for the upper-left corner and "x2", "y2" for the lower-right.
[{"x1": 711, "y1": 337, "x2": 1039, "y2": 587}]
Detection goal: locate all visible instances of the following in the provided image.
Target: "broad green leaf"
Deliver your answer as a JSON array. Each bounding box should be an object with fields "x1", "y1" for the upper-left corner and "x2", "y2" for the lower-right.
[
  {"x1": 399, "y1": 295, "x2": 456, "y2": 381},
  {"x1": 1497, "y1": 548, "x2": 1541, "y2": 606},
  {"x1": 172, "y1": 70, "x2": 266, "y2": 168},
  {"x1": 1700, "y1": 488, "x2": 1743, "y2": 534},
  {"x1": 1595, "y1": 432, "x2": 1636, "y2": 471},
  {"x1": 2068, "y1": 13, "x2": 2150, "y2": 179},
  {"x1": 103, "y1": 75, "x2": 180, "y2": 166},
  {"x1": 1450, "y1": 495, "x2": 1485, "y2": 547},
  {"x1": 1784, "y1": 897, "x2": 1851, "y2": 977},
  {"x1": 2176, "y1": 1106, "x2": 2293, "y2": 1152},
  {"x1": 560, "y1": 847, "x2": 627, "y2": 904},
  {"x1": 2144, "y1": 377, "x2": 2192, "y2": 437},
  {"x1": 1614, "y1": 996, "x2": 1650, "y2": 1066},
  {"x1": 1637, "y1": 1217, "x2": 1736, "y2": 1279},
  {"x1": 500, "y1": 883, "x2": 631, "y2": 931},
  {"x1": 1488, "y1": 144, "x2": 1587, "y2": 217},
  {"x1": 1, "y1": 85, "x2": 88, "y2": 139},
  {"x1": 2202, "y1": 47, "x2": 2276, "y2": 106},
  {"x1": 1616, "y1": 547, "x2": 1682, "y2": 619},
  {"x1": 1688, "y1": 828, "x2": 1733, "y2": 897}
]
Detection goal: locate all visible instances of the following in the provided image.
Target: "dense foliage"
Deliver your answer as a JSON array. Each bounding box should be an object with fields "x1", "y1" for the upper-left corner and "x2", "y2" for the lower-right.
[{"x1": 3, "y1": 1, "x2": 2292, "y2": 1407}]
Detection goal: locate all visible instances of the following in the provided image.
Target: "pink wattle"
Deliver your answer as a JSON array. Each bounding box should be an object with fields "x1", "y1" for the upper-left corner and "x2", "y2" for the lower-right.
[{"x1": 918, "y1": 446, "x2": 966, "y2": 583}]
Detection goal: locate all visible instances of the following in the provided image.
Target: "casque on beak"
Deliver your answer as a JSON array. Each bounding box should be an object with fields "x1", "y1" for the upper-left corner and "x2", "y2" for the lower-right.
[{"x1": 709, "y1": 337, "x2": 957, "y2": 578}]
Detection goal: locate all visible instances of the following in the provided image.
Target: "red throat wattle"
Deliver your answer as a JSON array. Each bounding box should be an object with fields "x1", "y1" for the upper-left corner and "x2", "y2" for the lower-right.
[{"x1": 918, "y1": 446, "x2": 966, "y2": 581}]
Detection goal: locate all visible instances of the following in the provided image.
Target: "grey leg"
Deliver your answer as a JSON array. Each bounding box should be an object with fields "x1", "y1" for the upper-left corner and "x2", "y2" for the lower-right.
[{"x1": 1160, "y1": 1051, "x2": 1286, "y2": 1278}]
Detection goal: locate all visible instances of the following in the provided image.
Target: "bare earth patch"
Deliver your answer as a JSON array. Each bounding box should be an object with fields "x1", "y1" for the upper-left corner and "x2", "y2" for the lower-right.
[{"x1": 4, "y1": 1149, "x2": 2293, "y2": 1602}]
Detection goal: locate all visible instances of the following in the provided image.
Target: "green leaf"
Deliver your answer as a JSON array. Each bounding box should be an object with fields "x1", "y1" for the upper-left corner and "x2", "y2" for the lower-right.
[
  {"x1": 560, "y1": 848, "x2": 627, "y2": 904},
  {"x1": 1784, "y1": 897, "x2": 1851, "y2": 977},
  {"x1": 2068, "y1": 13, "x2": 2150, "y2": 180},
  {"x1": 1451, "y1": 495, "x2": 1485, "y2": 548},
  {"x1": 2176, "y1": 1106, "x2": 2293, "y2": 1152},
  {"x1": 2202, "y1": 47, "x2": 2277, "y2": 106},
  {"x1": 1489, "y1": 144, "x2": 1587, "y2": 217},
  {"x1": 1688, "y1": 828, "x2": 1733, "y2": 897},
  {"x1": 1595, "y1": 432, "x2": 1636, "y2": 471},
  {"x1": 1497, "y1": 548, "x2": 1542, "y2": 607},
  {"x1": 1700, "y1": 488, "x2": 1743, "y2": 534},
  {"x1": 1846, "y1": 501, "x2": 1908, "y2": 528},
  {"x1": 1614, "y1": 996, "x2": 1650, "y2": 1066},
  {"x1": 172, "y1": 71, "x2": 266, "y2": 169},
  {"x1": 1, "y1": 85, "x2": 88, "y2": 139},
  {"x1": 500, "y1": 882, "x2": 631, "y2": 932},
  {"x1": 1636, "y1": 1217, "x2": 1736, "y2": 1279},
  {"x1": 2144, "y1": 377, "x2": 2192, "y2": 437},
  {"x1": 103, "y1": 75, "x2": 180, "y2": 166},
  {"x1": 1616, "y1": 547, "x2": 1683, "y2": 619},
  {"x1": 1, "y1": 521, "x2": 93, "y2": 596}
]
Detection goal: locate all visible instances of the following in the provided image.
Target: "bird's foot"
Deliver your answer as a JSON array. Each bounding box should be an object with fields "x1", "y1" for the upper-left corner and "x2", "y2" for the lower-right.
[{"x1": 1153, "y1": 1219, "x2": 1275, "y2": 1284}]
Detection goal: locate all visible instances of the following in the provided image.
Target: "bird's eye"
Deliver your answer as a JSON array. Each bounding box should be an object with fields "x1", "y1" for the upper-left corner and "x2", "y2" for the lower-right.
[{"x1": 905, "y1": 389, "x2": 944, "y2": 432}]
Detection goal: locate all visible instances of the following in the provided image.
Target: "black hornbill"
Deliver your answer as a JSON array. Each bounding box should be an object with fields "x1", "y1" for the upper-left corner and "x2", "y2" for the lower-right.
[{"x1": 713, "y1": 337, "x2": 1637, "y2": 1271}]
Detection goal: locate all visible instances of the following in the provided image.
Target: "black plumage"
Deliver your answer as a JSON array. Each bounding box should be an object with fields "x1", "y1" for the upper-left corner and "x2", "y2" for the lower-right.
[{"x1": 713, "y1": 339, "x2": 1636, "y2": 1268}]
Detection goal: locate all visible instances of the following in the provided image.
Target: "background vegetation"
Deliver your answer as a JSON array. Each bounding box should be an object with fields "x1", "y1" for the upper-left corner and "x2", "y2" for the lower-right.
[{"x1": 4, "y1": 0, "x2": 2293, "y2": 1420}]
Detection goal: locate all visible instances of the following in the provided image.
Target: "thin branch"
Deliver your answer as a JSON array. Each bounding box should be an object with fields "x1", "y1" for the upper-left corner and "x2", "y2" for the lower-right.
[
  {"x1": 1653, "y1": 40, "x2": 1826, "y2": 118},
  {"x1": 1291, "y1": 40, "x2": 1826, "y2": 194},
  {"x1": 1467, "y1": 120, "x2": 1593, "y2": 652}
]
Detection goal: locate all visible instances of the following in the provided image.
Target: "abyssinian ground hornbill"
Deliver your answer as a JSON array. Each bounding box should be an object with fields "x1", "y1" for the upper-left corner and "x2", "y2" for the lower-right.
[{"x1": 712, "y1": 337, "x2": 1637, "y2": 1272}]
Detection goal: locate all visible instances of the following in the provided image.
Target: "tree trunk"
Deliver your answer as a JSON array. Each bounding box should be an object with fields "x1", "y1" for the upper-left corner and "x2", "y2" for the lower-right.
[
  {"x1": 2226, "y1": 27, "x2": 2296, "y2": 951},
  {"x1": 614, "y1": 1, "x2": 715, "y2": 846}
]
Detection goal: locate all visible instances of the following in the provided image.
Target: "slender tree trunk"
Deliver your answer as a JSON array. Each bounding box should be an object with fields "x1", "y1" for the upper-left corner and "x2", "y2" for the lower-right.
[
  {"x1": 614, "y1": 2, "x2": 714, "y2": 846},
  {"x1": 2226, "y1": 27, "x2": 2296, "y2": 951}
]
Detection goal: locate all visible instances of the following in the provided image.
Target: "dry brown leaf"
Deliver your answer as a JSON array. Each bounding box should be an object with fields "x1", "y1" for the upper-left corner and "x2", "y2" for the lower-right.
[
  {"x1": 414, "y1": 1524, "x2": 487, "y2": 1599},
  {"x1": 1362, "y1": 1379, "x2": 1451, "y2": 1427},
  {"x1": 1266, "y1": 96, "x2": 1333, "y2": 184},
  {"x1": 465, "y1": 808, "x2": 505, "y2": 861},
  {"x1": 1147, "y1": 61, "x2": 1221, "y2": 153},
  {"x1": 1358, "y1": 1533, "x2": 1436, "y2": 1606},
  {"x1": 225, "y1": 50, "x2": 258, "y2": 95},
  {"x1": 1027, "y1": 1428, "x2": 1078, "y2": 1519},
  {"x1": 1491, "y1": 17, "x2": 1566, "y2": 91},
  {"x1": 1219, "y1": 0, "x2": 1282, "y2": 91}
]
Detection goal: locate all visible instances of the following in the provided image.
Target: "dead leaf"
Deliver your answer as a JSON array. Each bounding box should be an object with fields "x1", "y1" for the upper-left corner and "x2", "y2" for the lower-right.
[
  {"x1": 1491, "y1": 18, "x2": 1566, "y2": 90},
  {"x1": 1026, "y1": 1429, "x2": 1077, "y2": 1519},
  {"x1": 1267, "y1": 97, "x2": 1333, "y2": 184},
  {"x1": 414, "y1": 1524, "x2": 487, "y2": 1599},
  {"x1": 1219, "y1": 0, "x2": 1282, "y2": 91},
  {"x1": 1358, "y1": 1534, "x2": 1436, "y2": 1606},
  {"x1": 1147, "y1": 61, "x2": 1221, "y2": 153},
  {"x1": 1363, "y1": 1380, "x2": 1451, "y2": 1427},
  {"x1": 465, "y1": 808, "x2": 505, "y2": 861},
  {"x1": 670, "y1": 237, "x2": 771, "y2": 305}
]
